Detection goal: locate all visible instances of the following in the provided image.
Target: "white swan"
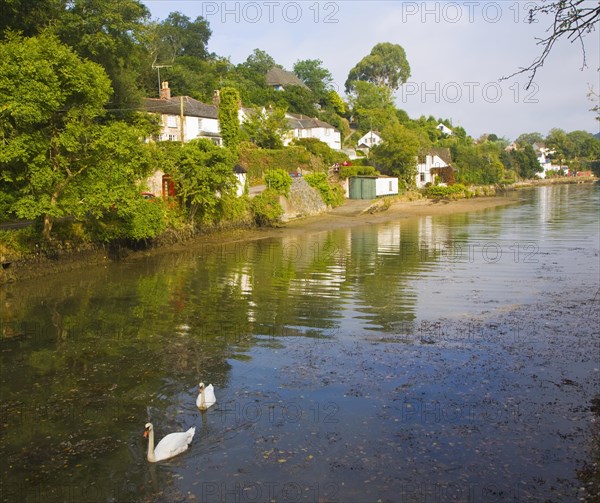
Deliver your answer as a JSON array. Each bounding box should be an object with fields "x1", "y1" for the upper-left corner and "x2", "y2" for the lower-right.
[
  {"x1": 196, "y1": 383, "x2": 216, "y2": 410},
  {"x1": 143, "y1": 422, "x2": 195, "y2": 462}
]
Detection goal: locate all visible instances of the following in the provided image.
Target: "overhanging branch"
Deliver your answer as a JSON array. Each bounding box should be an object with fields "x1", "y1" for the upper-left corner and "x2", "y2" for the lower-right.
[{"x1": 501, "y1": 0, "x2": 599, "y2": 89}]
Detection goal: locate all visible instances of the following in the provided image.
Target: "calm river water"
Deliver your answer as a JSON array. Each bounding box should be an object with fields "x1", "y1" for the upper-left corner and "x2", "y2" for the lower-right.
[{"x1": 1, "y1": 184, "x2": 599, "y2": 502}]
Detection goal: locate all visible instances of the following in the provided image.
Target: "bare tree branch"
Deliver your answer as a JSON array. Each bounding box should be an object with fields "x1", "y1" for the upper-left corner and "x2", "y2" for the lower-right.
[{"x1": 501, "y1": 0, "x2": 600, "y2": 89}]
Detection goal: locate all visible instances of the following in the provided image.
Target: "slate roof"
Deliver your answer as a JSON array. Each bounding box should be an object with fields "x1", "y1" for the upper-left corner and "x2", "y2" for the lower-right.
[
  {"x1": 427, "y1": 147, "x2": 452, "y2": 165},
  {"x1": 142, "y1": 97, "x2": 218, "y2": 119},
  {"x1": 286, "y1": 113, "x2": 336, "y2": 130},
  {"x1": 265, "y1": 67, "x2": 309, "y2": 89}
]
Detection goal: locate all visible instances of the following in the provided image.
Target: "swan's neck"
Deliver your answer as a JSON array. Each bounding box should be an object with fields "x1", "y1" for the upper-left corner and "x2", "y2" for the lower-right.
[
  {"x1": 146, "y1": 429, "x2": 156, "y2": 462},
  {"x1": 200, "y1": 388, "x2": 206, "y2": 408}
]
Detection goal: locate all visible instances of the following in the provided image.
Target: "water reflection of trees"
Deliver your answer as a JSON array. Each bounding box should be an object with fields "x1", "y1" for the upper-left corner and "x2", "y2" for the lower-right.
[{"x1": 0, "y1": 213, "x2": 471, "y2": 500}]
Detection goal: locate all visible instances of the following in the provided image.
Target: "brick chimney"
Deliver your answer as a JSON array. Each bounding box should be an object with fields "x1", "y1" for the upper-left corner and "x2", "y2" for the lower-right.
[
  {"x1": 160, "y1": 81, "x2": 171, "y2": 100},
  {"x1": 213, "y1": 89, "x2": 220, "y2": 107}
]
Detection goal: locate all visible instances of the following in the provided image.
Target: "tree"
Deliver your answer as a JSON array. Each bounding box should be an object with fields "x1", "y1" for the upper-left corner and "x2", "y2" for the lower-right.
[
  {"x1": 293, "y1": 59, "x2": 333, "y2": 99},
  {"x1": 150, "y1": 56, "x2": 232, "y2": 102},
  {"x1": 503, "y1": 0, "x2": 600, "y2": 88},
  {"x1": 323, "y1": 90, "x2": 347, "y2": 115},
  {"x1": 242, "y1": 107, "x2": 289, "y2": 149},
  {"x1": 545, "y1": 128, "x2": 574, "y2": 159},
  {"x1": 149, "y1": 12, "x2": 212, "y2": 63},
  {"x1": 453, "y1": 143, "x2": 505, "y2": 185},
  {"x1": 370, "y1": 124, "x2": 423, "y2": 185},
  {"x1": 52, "y1": 0, "x2": 151, "y2": 109},
  {"x1": 218, "y1": 87, "x2": 241, "y2": 148},
  {"x1": 515, "y1": 132, "x2": 544, "y2": 146},
  {"x1": 277, "y1": 86, "x2": 319, "y2": 117},
  {"x1": 345, "y1": 42, "x2": 411, "y2": 93},
  {"x1": 0, "y1": 0, "x2": 65, "y2": 37},
  {"x1": 0, "y1": 32, "x2": 158, "y2": 241},
  {"x1": 566, "y1": 130, "x2": 600, "y2": 158},
  {"x1": 173, "y1": 139, "x2": 238, "y2": 226},
  {"x1": 347, "y1": 81, "x2": 399, "y2": 133},
  {"x1": 506, "y1": 144, "x2": 543, "y2": 179},
  {"x1": 232, "y1": 49, "x2": 278, "y2": 106},
  {"x1": 241, "y1": 48, "x2": 277, "y2": 76}
]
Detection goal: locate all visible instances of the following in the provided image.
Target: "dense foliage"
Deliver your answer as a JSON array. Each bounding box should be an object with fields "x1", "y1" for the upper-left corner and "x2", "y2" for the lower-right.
[
  {"x1": 218, "y1": 87, "x2": 241, "y2": 148},
  {"x1": 304, "y1": 172, "x2": 344, "y2": 207},
  {"x1": 1, "y1": 1, "x2": 598, "y2": 252},
  {"x1": 250, "y1": 188, "x2": 283, "y2": 226},
  {"x1": 264, "y1": 169, "x2": 292, "y2": 196}
]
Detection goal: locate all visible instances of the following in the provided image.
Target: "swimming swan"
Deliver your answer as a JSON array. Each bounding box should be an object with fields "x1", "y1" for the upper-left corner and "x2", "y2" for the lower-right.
[
  {"x1": 143, "y1": 422, "x2": 195, "y2": 462},
  {"x1": 196, "y1": 383, "x2": 216, "y2": 410}
]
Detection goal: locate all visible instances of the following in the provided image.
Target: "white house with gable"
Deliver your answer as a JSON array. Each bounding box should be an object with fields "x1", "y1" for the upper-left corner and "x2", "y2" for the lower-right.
[
  {"x1": 416, "y1": 148, "x2": 455, "y2": 188},
  {"x1": 436, "y1": 123, "x2": 453, "y2": 136},
  {"x1": 356, "y1": 130, "x2": 383, "y2": 155},
  {"x1": 143, "y1": 82, "x2": 222, "y2": 145},
  {"x1": 284, "y1": 113, "x2": 342, "y2": 151}
]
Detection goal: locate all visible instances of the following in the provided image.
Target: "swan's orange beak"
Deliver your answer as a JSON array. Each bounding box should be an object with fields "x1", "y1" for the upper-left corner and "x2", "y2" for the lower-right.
[{"x1": 143, "y1": 430, "x2": 149, "y2": 438}]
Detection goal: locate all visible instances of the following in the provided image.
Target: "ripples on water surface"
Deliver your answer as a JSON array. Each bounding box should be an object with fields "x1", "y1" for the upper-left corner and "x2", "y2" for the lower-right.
[{"x1": 1, "y1": 184, "x2": 599, "y2": 502}]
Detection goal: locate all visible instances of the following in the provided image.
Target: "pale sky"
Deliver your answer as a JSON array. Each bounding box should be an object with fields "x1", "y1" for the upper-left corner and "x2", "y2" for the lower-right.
[{"x1": 142, "y1": 1, "x2": 600, "y2": 141}]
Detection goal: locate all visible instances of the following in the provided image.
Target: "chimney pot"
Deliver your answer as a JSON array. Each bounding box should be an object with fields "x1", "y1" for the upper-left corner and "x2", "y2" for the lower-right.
[{"x1": 159, "y1": 81, "x2": 171, "y2": 100}]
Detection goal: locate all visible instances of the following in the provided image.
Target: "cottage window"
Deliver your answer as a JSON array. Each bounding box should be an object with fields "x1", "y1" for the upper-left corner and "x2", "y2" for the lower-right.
[
  {"x1": 420, "y1": 173, "x2": 426, "y2": 182},
  {"x1": 167, "y1": 115, "x2": 177, "y2": 128},
  {"x1": 168, "y1": 134, "x2": 178, "y2": 141}
]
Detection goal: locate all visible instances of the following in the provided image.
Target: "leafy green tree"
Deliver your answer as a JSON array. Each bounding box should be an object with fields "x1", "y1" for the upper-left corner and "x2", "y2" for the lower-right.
[
  {"x1": 250, "y1": 188, "x2": 283, "y2": 226},
  {"x1": 151, "y1": 56, "x2": 232, "y2": 102},
  {"x1": 515, "y1": 132, "x2": 544, "y2": 146},
  {"x1": 242, "y1": 48, "x2": 277, "y2": 75},
  {"x1": 545, "y1": 128, "x2": 574, "y2": 160},
  {"x1": 229, "y1": 49, "x2": 278, "y2": 106},
  {"x1": 304, "y1": 172, "x2": 344, "y2": 207},
  {"x1": 173, "y1": 139, "x2": 238, "y2": 227},
  {"x1": 293, "y1": 59, "x2": 333, "y2": 99},
  {"x1": 566, "y1": 130, "x2": 600, "y2": 159},
  {"x1": 347, "y1": 81, "x2": 399, "y2": 133},
  {"x1": 505, "y1": 144, "x2": 542, "y2": 179},
  {"x1": 294, "y1": 138, "x2": 347, "y2": 167},
  {"x1": 218, "y1": 87, "x2": 241, "y2": 148},
  {"x1": 149, "y1": 12, "x2": 212, "y2": 63},
  {"x1": 0, "y1": 0, "x2": 65, "y2": 37},
  {"x1": 276, "y1": 85, "x2": 319, "y2": 117},
  {"x1": 242, "y1": 107, "x2": 289, "y2": 149},
  {"x1": 345, "y1": 42, "x2": 411, "y2": 93},
  {"x1": 264, "y1": 169, "x2": 292, "y2": 196},
  {"x1": 0, "y1": 32, "x2": 151, "y2": 241},
  {"x1": 453, "y1": 143, "x2": 504, "y2": 184},
  {"x1": 370, "y1": 124, "x2": 423, "y2": 185},
  {"x1": 52, "y1": 0, "x2": 150, "y2": 110},
  {"x1": 323, "y1": 90, "x2": 347, "y2": 115}
]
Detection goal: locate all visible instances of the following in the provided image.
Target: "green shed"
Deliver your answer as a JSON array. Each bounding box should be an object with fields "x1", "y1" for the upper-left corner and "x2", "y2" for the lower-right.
[{"x1": 348, "y1": 176, "x2": 377, "y2": 199}]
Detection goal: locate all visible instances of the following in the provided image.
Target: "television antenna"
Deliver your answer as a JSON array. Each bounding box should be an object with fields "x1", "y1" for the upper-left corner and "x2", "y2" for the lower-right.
[{"x1": 152, "y1": 63, "x2": 172, "y2": 96}]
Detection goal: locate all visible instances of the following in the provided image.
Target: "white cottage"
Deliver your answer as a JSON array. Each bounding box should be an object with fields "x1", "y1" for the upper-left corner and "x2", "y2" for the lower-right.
[
  {"x1": 531, "y1": 142, "x2": 567, "y2": 178},
  {"x1": 416, "y1": 148, "x2": 455, "y2": 188},
  {"x1": 143, "y1": 82, "x2": 222, "y2": 145},
  {"x1": 356, "y1": 130, "x2": 383, "y2": 155},
  {"x1": 436, "y1": 123, "x2": 453, "y2": 136},
  {"x1": 284, "y1": 113, "x2": 342, "y2": 151}
]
